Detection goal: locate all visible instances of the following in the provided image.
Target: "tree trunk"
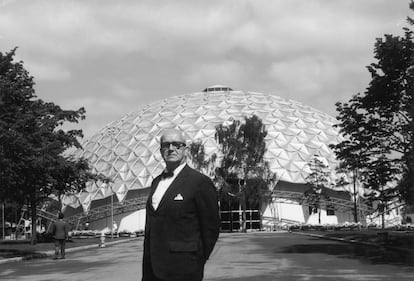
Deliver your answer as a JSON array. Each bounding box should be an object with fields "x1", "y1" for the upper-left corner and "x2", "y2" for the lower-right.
[
  {"x1": 353, "y1": 170, "x2": 358, "y2": 223},
  {"x1": 241, "y1": 204, "x2": 247, "y2": 233},
  {"x1": 318, "y1": 209, "x2": 321, "y2": 225},
  {"x1": 240, "y1": 189, "x2": 247, "y2": 233},
  {"x1": 30, "y1": 201, "x2": 37, "y2": 245}
]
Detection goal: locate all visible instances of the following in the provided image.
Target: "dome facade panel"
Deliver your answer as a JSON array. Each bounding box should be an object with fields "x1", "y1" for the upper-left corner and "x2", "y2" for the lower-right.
[
  {"x1": 297, "y1": 132, "x2": 313, "y2": 144},
  {"x1": 158, "y1": 110, "x2": 177, "y2": 118},
  {"x1": 83, "y1": 141, "x2": 99, "y2": 153},
  {"x1": 269, "y1": 109, "x2": 286, "y2": 118},
  {"x1": 99, "y1": 152, "x2": 117, "y2": 163},
  {"x1": 114, "y1": 143, "x2": 132, "y2": 157}
]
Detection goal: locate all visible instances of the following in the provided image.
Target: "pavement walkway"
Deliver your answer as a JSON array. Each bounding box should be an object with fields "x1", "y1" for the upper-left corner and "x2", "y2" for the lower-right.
[
  {"x1": 0, "y1": 237, "x2": 135, "y2": 264},
  {"x1": 2, "y1": 232, "x2": 413, "y2": 281},
  {"x1": 0, "y1": 230, "x2": 413, "y2": 264}
]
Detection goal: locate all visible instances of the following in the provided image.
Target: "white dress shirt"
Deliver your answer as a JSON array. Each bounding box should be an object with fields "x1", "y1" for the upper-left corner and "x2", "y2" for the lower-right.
[{"x1": 152, "y1": 163, "x2": 186, "y2": 210}]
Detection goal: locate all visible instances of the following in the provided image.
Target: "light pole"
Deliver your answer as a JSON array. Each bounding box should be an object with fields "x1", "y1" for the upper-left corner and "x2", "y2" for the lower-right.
[
  {"x1": 103, "y1": 182, "x2": 114, "y2": 239},
  {"x1": 106, "y1": 126, "x2": 119, "y2": 239},
  {"x1": 111, "y1": 191, "x2": 114, "y2": 239}
]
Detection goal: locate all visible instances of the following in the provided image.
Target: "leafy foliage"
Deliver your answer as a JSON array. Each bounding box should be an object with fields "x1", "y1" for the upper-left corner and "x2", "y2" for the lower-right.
[
  {"x1": 0, "y1": 48, "x2": 107, "y2": 243},
  {"x1": 187, "y1": 139, "x2": 216, "y2": 179},
  {"x1": 304, "y1": 155, "x2": 331, "y2": 224},
  {"x1": 330, "y1": 9, "x2": 414, "y2": 209},
  {"x1": 214, "y1": 115, "x2": 276, "y2": 231}
]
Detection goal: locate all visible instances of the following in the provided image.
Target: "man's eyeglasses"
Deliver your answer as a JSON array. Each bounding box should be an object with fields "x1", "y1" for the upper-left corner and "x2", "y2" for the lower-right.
[{"x1": 160, "y1": 142, "x2": 186, "y2": 150}]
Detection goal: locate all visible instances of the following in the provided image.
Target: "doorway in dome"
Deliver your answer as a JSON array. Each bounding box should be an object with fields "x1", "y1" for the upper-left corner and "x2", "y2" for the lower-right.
[{"x1": 218, "y1": 191, "x2": 260, "y2": 232}]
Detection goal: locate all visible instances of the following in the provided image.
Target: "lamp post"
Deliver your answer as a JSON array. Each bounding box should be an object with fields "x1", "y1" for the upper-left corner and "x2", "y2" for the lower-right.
[
  {"x1": 111, "y1": 192, "x2": 114, "y2": 239},
  {"x1": 106, "y1": 126, "x2": 119, "y2": 239}
]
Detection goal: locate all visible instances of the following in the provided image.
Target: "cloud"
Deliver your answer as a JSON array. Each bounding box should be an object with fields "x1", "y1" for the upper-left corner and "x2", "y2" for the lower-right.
[
  {"x1": 184, "y1": 60, "x2": 246, "y2": 86},
  {"x1": 0, "y1": 0, "x2": 411, "y2": 137},
  {"x1": 268, "y1": 57, "x2": 324, "y2": 95},
  {"x1": 27, "y1": 61, "x2": 71, "y2": 81}
]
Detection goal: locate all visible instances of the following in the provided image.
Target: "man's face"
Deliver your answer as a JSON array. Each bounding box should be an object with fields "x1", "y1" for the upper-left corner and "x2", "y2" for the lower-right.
[{"x1": 160, "y1": 130, "x2": 187, "y2": 166}]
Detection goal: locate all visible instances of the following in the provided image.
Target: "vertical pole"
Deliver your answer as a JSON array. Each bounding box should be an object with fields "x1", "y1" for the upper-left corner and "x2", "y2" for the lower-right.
[
  {"x1": 238, "y1": 181, "x2": 242, "y2": 232},
  {"x1": 111, "y1": 193, "x2": 114, "y2": 239},
  {"x1": 2, "y1": 202, "x2": 5, "y2": 240},
  {"x1": 106, "y1": 126, "x2": 118, "y2": 239},
  {"x1": 381, "y1": 184, "x2": 385, "y2": 229}
]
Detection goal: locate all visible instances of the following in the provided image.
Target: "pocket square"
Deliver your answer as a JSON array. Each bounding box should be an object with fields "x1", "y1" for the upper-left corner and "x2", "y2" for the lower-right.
[{"x1": 174, "y1": 194, "x2": 184, "y2": 201}]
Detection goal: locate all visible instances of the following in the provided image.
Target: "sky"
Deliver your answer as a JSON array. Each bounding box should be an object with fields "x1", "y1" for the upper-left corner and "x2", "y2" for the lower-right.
[{"x1": 0, "y1": 0, "x2": 411, "y2": 139}]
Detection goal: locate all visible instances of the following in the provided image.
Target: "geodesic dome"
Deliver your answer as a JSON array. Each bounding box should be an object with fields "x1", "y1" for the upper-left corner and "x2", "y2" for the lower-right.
[{"x1": 65, "y1": 86, "x2": 344, "y2": 211}]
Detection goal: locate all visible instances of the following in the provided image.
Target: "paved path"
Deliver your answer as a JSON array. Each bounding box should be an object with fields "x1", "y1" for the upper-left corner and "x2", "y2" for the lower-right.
[{"x1": 1, "y1": 232, "x2": 413, "y2": 280}]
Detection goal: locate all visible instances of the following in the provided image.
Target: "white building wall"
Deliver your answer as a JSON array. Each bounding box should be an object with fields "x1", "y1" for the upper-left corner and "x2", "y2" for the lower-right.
[
  {"x1": 118, "y1": 209, "x2": 146, "y2": 232},
  {"x1": 262, "y1": 200, "x2": 354, "y2": 226},
  {"x1": 306, "y1": 208, "x2": 338, "y2": 225},
  {"x1": 262, "y1": 201, "x2": 305, "y2": 225},
  {"x1": 88, "y1": 209, "x2": 146, "y2": 233}
]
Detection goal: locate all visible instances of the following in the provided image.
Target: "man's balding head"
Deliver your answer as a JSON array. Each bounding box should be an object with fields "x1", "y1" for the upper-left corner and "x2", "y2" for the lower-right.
[
  {"x1": 160, "y1": 129, "x2": 186, "y2": 144},
  {"x1": 160, "y1": 128, "x2": 187, "y2": 170}
]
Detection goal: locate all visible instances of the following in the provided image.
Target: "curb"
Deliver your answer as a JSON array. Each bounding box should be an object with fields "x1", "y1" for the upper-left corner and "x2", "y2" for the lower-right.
[
  {"x1": 292, "y1": 231, "x2": 414, "y2": 253},
  {"x1": 0, "y1": 237, "x2": 140, "y2": 265}
]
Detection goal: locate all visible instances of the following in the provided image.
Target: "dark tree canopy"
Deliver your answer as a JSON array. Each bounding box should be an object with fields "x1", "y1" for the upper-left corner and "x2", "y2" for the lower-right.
[
  {"x1": 330, "y1": 6, "x2": 414, "y2": 209},
  {"x1": 0, "y1": 48, "x2": 105, "y2": 243},
  {"x1": 214, "y1": 115, "x2": 276, "y2": 232}
]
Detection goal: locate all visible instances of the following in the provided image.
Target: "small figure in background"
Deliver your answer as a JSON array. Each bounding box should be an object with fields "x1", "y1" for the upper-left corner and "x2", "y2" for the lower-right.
[
  {"x1": 48, "y1": 212, "x2": 69, "y2": 260},
  {"x1": 99, "y1": 231, "x2": 106, "y2": 248},
  {"x1": 112, "y1": 221, "x2": 118, "y2": 237}
]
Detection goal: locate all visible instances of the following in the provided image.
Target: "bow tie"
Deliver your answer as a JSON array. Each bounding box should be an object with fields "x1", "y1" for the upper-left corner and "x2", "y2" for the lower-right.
[{"x1": 161, "y1": 170, "x2": 174, "y2": 179}]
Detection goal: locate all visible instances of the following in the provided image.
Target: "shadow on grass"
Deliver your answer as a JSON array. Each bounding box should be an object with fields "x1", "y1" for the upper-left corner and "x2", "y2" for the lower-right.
[
  {"x1": 277, "y1": 238, "x2": 414, "y2": 267},
  {"x1": 209, "y1": 275, "x2": 281, "y2": 281}
]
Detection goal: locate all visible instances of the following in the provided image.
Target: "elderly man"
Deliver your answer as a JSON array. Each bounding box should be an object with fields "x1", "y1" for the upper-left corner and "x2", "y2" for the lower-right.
[{"x1": 142, "y1": 129, "x2": 220, "y2": 281}]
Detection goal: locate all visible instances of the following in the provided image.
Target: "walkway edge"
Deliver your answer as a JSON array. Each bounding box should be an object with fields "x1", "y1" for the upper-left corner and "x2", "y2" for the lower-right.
[{"x1": 0, "y1": 237, "x2": 140, "y2": 265}]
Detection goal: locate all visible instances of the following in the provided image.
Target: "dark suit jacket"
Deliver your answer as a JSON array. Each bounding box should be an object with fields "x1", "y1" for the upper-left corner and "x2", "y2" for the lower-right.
[
  {"x1": 142, "y1": 165, "x2": 220, "y2": 281},
  {"x1": 49, "y1": 219, "x2": 69, "y2": 240}
]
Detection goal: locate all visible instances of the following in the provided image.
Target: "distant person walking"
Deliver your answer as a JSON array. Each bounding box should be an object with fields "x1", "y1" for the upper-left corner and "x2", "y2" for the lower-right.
[{"x1": 48, "y1": 212, "x2": 69, "y2": 259}]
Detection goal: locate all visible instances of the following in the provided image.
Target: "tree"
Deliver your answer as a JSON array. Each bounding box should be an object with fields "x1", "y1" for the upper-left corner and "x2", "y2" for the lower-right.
[
  {"x1": 330, "y1": 5, "x2": 414, "y2": 215},
  {"x1": 0, "y1": 48, "x2": 101, "y2": 243},
  {"x1": 187, "y1": 139, "x2": 216, "y2": 180},
  {"x1": 304, "y1": 155, "x2": 331, "y2": 225},
  {"x1": 214, "y1": 115, "x2": 276, "y2": 232},
  {"x1": 49, "y1": 157, "x2": 111, "y2": 209}
]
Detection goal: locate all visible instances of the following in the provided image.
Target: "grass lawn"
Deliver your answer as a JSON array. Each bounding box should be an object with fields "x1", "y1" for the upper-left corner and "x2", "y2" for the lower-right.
[{"x1": 295, "y1": 229, "x2": 414, "y2": 250}]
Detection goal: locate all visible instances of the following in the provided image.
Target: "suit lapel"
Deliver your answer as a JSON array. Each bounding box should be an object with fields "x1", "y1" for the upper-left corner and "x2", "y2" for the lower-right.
[
  {"x1": 156, "y1": 165, "x2": 190, "y2": 211},
  {"x1": 147, "y1": 176, "x2": 162, "y2": 213}
]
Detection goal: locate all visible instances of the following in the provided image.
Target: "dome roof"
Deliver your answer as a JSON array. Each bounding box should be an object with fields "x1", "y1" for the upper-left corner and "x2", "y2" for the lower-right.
[{"x1": 70, "y1": 88, "x2": 343, "y2": 211}]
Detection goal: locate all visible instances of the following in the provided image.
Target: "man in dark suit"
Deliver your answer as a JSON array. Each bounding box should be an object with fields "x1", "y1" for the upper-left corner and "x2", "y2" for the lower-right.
[{"x1": 142, "y1": 129, "x2": 220, "y2": 281}]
